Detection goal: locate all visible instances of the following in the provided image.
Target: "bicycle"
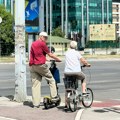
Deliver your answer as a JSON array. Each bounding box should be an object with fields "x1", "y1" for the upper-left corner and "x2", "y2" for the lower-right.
[{"x1": 63, "y1": 65, "x2": 94, "y2": 112}]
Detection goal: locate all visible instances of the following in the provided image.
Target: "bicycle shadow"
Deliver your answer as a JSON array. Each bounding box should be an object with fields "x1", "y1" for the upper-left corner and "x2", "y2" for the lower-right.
[
  {"x1": 94, "y1": 108, "x2": 120, "y2": 114},
  {"x1": 5, "y1": 95, "x2": 14, "y2": 101},
  {"x1": 57, "y1": 105, "x2": 82, "y2": 113},
  {"x1": 57, "y1": 105, "x2": 71, "y2": 113},
  {"x1": 94, "y1": 109, "x2": 109, "y2": 113}
]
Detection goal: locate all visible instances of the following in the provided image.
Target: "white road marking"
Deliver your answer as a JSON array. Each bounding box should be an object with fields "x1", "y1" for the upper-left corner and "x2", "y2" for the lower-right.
[
  {"x1": 75, "y1": 109, "x2": 84, "y2": 120},
  {"x1": 93, "y1": 100, "x2": 102, "y2": 103},
  {"x1": 0, "y1": 116, "x2": 17, "y2": 120}
]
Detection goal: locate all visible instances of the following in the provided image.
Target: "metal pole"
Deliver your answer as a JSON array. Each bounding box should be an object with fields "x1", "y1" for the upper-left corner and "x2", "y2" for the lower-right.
[
  {"x1": 86, "y1": 0, "x2": 89, "y2": 42},
  {"x1": 0, "y1": 39, "x2": 1, "y2": 62},
  {"x1": 0, "y1": 17, "x2": 2, "y2": 61},
  {"x1": 39, "y1": 0, "x2": 44, "y2": 32},
  {"x1": 11, "y1": 0, "x2": 13, "y2": 15},
  {"x1": 102, "y1": 0, "x2": 104, "y2": 24},
  {"x1": 4, "y1": 0, "x2": 7, "y2": 8},
  {"x1": 50, "y1": 0, "x2": 52, "y2": 51},
  {"x1": 81, "y1": 0, "x2": 85, "y2": 47},
  {"x1": 61, "y1": 0, "x2": 64, "y2": 32},
  {"x1": 107, "y1": 0, "x2": 109, "y2": 24},
  {"x1": 0, "y1": 42, "x2": 2, "y2": 62},
  {"x1": 65, "y1": 0, "x2": 68, "y2": 38},
  {"x1": 12, "y1": 0, "x2": 15, "y2": 33},
  {"x1": 28, "y1": 34, "x2": 33, "y2": 60},
  {"x1": 14, "y1": 0, "x2": 27, "y2": 102},
  {"x1": 119, "y1": 37, "x2": 120, "y2": 49},
  {"x1": 46, "y1": 0, "x2": 48, "y2": 33}
]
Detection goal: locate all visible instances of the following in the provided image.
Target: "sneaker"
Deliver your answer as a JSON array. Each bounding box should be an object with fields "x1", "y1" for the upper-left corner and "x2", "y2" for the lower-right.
[{"x1": 51, "y1": 96, "x2": 60, "y2": 102}]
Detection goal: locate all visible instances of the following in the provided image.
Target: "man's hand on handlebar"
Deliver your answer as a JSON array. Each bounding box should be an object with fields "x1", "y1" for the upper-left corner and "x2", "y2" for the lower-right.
[
  {"x1": 47, "y1": 53, "x2": 62, "y2": 62},
  {"x1": 49, "y1": 59, "x2": 62, "y2": 62},
  {"x1": 56, "y1": 59, "x2": 62, "y2": 62},
  {"x1": 82, "y1": 64, "x2": 91, "y2": 67},
  {"x1": 86, "y1": 64, "x2": 91, "y2": 67}
]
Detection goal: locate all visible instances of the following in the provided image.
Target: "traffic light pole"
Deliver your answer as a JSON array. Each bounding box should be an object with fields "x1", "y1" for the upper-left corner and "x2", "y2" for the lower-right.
[
  {"x1": 65, "y1": 0, "x2": 68, "y2": 38},
  {"x1": 14, "y1": 0, "x2": 27, "y2": 102},
  {"x1": 50, "y1": 0, "x2": 52, "y2": 51},
  {"x1": 81, "y1": 0, "x2": 85, "y2": 47},
  {"x1": 39, "y1": 0, "x2": 44, "y2": 32},
  {"x1": 0, "y1": 17, "x2": 2, "y2": 61}
]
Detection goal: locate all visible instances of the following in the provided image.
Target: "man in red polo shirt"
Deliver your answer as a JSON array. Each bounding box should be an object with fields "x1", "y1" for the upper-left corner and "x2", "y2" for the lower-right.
[{"x1": 29, "y1": 32, "x2": 61, "y2": 108}]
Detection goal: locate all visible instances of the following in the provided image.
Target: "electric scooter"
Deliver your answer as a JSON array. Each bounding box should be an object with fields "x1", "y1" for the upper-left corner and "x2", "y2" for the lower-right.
[{"x1": 43, "y1": 60, "x2": 61, "y2": 109}]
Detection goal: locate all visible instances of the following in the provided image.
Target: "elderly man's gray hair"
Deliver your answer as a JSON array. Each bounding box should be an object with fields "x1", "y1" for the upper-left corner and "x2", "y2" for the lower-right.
[{"x1": 70, "y1": 41, "x2": 77, "y2": 49}]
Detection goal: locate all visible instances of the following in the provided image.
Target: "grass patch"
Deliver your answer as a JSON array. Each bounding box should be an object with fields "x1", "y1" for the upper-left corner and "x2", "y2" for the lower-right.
[
  {"x1": 0, "y1": 56, "x2": 15, "y2": 63},
  {"x1": 0, "y1": 54, "x2": 120, "y2": 63}
]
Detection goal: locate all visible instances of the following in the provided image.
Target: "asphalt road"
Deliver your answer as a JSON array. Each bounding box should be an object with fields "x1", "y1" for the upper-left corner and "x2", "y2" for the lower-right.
[{"x1": 0, "y1": 60, "x2": 120, "y2": 102}]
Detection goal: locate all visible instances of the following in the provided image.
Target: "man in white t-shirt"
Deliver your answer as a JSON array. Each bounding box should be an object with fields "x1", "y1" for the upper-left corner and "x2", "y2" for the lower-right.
[{"x1": 64, "y1": 41, "x2": 91, "y2": 108}]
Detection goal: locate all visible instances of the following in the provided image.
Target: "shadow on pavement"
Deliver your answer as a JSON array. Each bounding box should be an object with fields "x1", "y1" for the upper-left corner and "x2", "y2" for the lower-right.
[
  {"x1": 6, "y1": 95, "x2": 14, "y2": 101},
  {"x1": 94, "y1": 108, "x2": 120, "y2": 114},
  {"x1": 57, "y1": 106, "x2": 82, "y2": 113},
  {"x1": 23, "y1": 101, "x2": 33, "y2": 108},
  {"x1": 57, "y1": 106, "x2": 66, "y2": 112},
  {"x1": 105, "y1": 108, "x2": 120, "y2": 114},
  {"x1": 94, "y1": 108, "x2": 109, "y2": 113}
]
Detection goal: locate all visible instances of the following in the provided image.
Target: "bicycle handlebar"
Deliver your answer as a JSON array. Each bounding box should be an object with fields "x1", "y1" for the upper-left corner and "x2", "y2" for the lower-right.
[{"x1": 81, "y1": 64, "x2": 91, "y2": 69}]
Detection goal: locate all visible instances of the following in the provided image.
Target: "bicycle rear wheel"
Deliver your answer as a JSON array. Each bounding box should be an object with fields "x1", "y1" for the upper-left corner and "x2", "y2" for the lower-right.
[
  {"x1": 68, "y1": 91, "x2": 77, "y2": 112},
  {"x1": 82, "y1": 88, "x2": 93, "y2": 108}
]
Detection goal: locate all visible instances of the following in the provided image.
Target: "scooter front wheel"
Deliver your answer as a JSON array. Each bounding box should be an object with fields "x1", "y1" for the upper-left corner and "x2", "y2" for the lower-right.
[{"x1": 55, "y1": 96, "x2": 61, "y2": 106}]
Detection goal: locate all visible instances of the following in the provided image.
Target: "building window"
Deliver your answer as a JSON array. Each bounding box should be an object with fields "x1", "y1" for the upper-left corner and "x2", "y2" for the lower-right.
[{"x1": 0, "y1": 0, "x2": 4, "y2": 4}]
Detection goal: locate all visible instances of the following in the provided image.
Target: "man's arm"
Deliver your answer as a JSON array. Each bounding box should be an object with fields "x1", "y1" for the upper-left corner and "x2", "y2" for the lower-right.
[
  {"x1": 80, "y1": 57, "x2": 91, "y2": 67},
  {"x1": 29, "y1": 46, "x2": 34, "y2": 66},
  {"x1": 47, "y1": 53, "x2": 61, "y2": 62}
]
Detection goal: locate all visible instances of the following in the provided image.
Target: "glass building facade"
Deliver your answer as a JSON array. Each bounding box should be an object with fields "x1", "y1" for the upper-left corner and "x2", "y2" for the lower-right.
[
  {"x1": 1, "y1": 0, "x2": 116, "y2": 48},
  {"x1": 0, "y1": 0, "x2": 113, "y2": 28},
  {"x1": 47, "y1": 0, "x2": 114, "y2": 48},
  {"x1": 0, "y1": 0, "x2": 12, "y2": 12},
  {"x1": 51, "y1": 0, "x2": 112, "y2": 30},
  {"x1": 112, "y1": 1, "x2": 120, "y2": 37}
]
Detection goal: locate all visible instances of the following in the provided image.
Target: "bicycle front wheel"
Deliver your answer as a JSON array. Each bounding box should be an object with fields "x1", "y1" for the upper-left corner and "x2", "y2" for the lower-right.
[
  {"x1": 82, "y1": 88, "x2": 93, "y2": 108},
  {"x1": 68, "y1": 91, "x2": 77, "y2": 112}
]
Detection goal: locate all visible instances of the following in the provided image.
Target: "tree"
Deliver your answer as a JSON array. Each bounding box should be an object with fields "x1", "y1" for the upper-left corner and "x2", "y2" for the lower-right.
[
  {"x1": 0, "y1": 5, "x2": 14, "y2": 55},
  {"x1": 52, "y1": 26, "x2": 65, "y2": 37}
]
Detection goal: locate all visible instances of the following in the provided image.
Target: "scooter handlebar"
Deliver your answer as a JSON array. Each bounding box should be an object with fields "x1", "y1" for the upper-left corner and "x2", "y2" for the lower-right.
[{"x1": 50, "y1": 59, "x2": 61, "y2": 62}]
